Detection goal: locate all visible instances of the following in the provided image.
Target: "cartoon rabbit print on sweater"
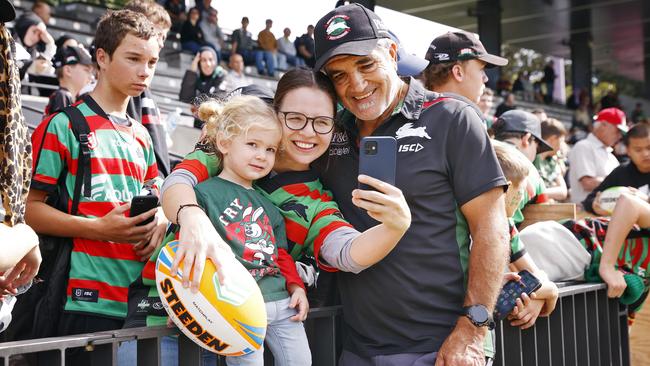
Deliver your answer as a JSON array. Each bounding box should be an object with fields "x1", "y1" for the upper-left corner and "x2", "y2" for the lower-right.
[{"x1": 240, "y1": 206, "x2": 276, "y2": 266}]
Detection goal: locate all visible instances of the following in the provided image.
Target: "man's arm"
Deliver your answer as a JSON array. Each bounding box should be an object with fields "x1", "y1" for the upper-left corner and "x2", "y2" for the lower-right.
[
  {"x1": 579, "y1": 176, "x2": 604, "y2": 192},
  {"x1": 436, "y1": 187, "x2": 509, "y2": 366}
]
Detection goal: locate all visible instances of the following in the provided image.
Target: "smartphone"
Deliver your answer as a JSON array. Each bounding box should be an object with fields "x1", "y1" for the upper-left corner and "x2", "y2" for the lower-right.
[
  {"x1": 358, "y1": 136, "x2": 397, "y2": 190},
  {"x1": 130, "y1": 195, "x2": 159, "y2": 226},
  {"x1": 493, "y1": 269, "x2": 542, "y2": 321}
]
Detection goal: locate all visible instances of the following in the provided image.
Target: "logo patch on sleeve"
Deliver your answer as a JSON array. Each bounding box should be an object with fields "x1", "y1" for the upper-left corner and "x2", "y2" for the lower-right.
[{"x1": 71, "y1": 288, "x2": 99, "y2": 302}]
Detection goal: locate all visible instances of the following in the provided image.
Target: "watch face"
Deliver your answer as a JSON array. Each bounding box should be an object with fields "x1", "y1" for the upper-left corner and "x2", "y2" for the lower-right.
[{"x1": 469, "y1": 305, "x2": 489, "y2": 324}]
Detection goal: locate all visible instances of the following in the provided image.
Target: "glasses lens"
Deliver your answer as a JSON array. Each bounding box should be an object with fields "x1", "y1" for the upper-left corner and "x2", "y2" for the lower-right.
[
  {"x1": 284, "y1": 112, "x2": 307, "y2": 130},
  {"x1": 313, "y1": 117, "x2": 334, "y2": 134}
]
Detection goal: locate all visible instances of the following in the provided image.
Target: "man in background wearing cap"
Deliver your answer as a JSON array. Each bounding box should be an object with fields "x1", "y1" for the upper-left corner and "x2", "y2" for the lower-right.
[
  {"x1": 422, "y1": 30, "x2": 507, "y2": 107},
  {"x1": 312, "y1": 4, "x2": 509, "y2": 365},
  {"x1": 44, "y1": 46, "x2": 94, "y2": 116},
  {"x1": 568, "y1": 107, "x2": 628, "y2": 204},
  {"x1": 492, "y1": 110, "x2": 551, "y2": 225}
]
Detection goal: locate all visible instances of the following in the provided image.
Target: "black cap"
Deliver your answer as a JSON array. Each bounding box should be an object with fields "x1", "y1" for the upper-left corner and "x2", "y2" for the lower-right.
[
  {"x1": 314, "y1": 3, "x2": 390, "y2": 71},
  {"x1": 52, "y1": 46, "x2": 93, "y2": 69},
  {"x1": 227, "y1": 84, "x2": 274, "y2": 105},
  {"x1": 494, "y1": 110, "x2": 553, "y2": 153},
  {"x1": 387, "y1": 30, "x2": 429, "y2": 77},
  {"x1": 425, "y1": 31, "x2": 508, "y2": 68},
  {"x1": 0, "y1": 0, "x2": 16, "y2": 23}
]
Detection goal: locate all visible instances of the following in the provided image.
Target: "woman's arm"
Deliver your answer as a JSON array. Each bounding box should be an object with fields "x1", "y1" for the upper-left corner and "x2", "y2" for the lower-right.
[{"x1": 319, "y1": 175, "x2": 411, "y2": 272}]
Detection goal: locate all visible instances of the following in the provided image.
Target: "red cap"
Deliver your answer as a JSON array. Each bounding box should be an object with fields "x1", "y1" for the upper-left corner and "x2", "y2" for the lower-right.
[{"x1": 595, "y1": 108, "x2": 628, "y2": 133}]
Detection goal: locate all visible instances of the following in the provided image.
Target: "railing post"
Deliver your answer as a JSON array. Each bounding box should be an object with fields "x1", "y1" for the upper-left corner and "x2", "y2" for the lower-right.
[
  {"x1": 549, "y1": 298, "x2": 565, "y2": 366},
  {"x1": 178, "y1": 334, "x2": 201, "y2": 366},
  {"x1": 90, "y1": 342, "x2": 117, "y2": 366},
  {"x1": 138, "y1": 337, "x2": 161, "y2": 366}
]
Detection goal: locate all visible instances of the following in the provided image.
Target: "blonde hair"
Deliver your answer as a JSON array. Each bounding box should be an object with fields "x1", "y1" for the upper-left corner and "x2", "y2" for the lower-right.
[
  {"x1": 199, "y1": 95, "x2": 281, "y2": 161},
  {"x1": 492, "y1": 140, "x2": 530, "y2": 184}
]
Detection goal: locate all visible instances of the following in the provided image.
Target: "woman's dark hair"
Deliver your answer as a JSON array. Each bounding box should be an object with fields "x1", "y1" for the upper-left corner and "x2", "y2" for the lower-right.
[{"x1": 273, "y1": 68, "x2": 337, "y2": 116}]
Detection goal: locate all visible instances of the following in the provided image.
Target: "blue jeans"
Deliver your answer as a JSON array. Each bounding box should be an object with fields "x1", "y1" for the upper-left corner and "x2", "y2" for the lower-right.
[
  {"x1": 255, "y1": 50, "x2": 276, "y2": 76},
  {"x1": 202, "y1": 297, "x2": 311, "y2": 366},
  {"x1": 117, "y1": 336, "x2": 179, "y2": 366}
]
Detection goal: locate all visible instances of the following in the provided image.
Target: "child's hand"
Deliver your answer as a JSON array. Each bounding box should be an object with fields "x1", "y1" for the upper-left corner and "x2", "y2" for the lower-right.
[
  {"x1": 288, "y1": 284, "x2": 309, "y2": 322},
  {"x1": 508, "y1": 292, "x2": 544, "y2": 329},
  {"x1": 502, "y1": 271, "x2": 521, "y2": 285}
]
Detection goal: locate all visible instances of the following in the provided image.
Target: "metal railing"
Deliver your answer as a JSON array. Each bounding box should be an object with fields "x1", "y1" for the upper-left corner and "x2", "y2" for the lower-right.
[{"x1": 0, "y1": 283, "x2": 628, "y2": 366}]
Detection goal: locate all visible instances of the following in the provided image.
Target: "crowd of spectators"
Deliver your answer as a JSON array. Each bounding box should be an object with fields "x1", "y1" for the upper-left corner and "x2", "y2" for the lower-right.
[{"x1": 1, "y1": 1, "x2": 650, "y2": 365}]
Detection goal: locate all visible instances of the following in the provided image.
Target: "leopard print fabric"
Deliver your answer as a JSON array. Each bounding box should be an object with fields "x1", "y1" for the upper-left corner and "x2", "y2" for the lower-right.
[{"x1": 0, "y1": 25, "x2": 32, "y2": 226}]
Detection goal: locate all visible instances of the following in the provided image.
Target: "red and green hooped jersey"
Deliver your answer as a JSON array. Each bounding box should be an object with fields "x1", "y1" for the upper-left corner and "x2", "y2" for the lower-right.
[
  {"x1": 31, "y1": 96, "x2": 161, "y2": 319},
  {"x1": 561, "y1": 217, "x2": 650, "y2": 316},
  {"x1": 509, "y1": 218, "x2": 526, "y2": 263},
  {"x1": 562, "y1": 218, "x2": 650, "y2": 281},
  {"x1": 140, "y1": 146, "x2": 353, "y2": 326}
]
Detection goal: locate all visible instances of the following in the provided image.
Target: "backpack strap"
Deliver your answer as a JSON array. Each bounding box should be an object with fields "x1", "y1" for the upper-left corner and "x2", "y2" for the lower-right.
[{"x1": 60, "y1": 106, "x2": 92, "y2": 216}]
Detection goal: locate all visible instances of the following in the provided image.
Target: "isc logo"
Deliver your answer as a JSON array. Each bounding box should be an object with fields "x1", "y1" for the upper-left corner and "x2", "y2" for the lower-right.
[{"x1": 398, "y1": 143, "x2": 423, "y2": 153}]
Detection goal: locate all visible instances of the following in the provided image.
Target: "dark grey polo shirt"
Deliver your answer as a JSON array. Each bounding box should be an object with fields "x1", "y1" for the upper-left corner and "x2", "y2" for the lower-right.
[{"x1": 313, "y1": 79, "x2": 507, "y2": 357}]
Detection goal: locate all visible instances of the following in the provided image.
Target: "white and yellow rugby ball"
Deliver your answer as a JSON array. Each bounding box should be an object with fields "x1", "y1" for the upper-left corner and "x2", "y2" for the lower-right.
[
  {"x1": 155, "y1": 240, "x2": 267, "y2": 355},
  {"x1": 599, "y1": 186, "x2": 629, "y2": 215}
]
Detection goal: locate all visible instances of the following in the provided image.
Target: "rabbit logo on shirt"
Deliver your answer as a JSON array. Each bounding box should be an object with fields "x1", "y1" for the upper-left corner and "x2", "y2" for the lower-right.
[{"x1": 227, "y1": 205, "x2": 276, "y2": 266}]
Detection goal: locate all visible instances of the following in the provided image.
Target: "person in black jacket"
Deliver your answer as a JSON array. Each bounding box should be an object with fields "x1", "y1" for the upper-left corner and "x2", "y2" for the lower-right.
[
  {"x1": 583, "y1": 123, "x2": 650, "y2": 214},
  {"x1": 179, "y1": 46, "x2": 226, "y2": 128},
  {"x1": 180, "y1": 7, "x2": 207, "y2": 53}
]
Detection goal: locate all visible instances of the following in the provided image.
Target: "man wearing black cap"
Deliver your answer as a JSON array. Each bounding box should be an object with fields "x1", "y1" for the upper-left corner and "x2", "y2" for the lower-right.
[
  {"x1": 422, "y1": 31, "x2": 508, "y2": 105},
  {"x1": 44, "y1": 46, "x2": 94, "y2": 116},
  {"x1": 492, "y1": 110, "x2": 553, "y2": 162},
  {"x1": 492, "y1": 110, "x2": 550, "y2": 225},
  {"x1": 312, "y1": 4, "x2": 509, "y2": 365}
]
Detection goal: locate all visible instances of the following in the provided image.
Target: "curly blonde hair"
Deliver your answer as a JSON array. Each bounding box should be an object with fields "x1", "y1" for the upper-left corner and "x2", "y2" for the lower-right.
[{"x1": 199, "y1": 95, "x2": 281, "y2": 162}]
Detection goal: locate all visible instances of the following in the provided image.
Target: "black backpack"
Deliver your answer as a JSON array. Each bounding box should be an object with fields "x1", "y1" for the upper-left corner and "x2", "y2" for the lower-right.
[{"x1": 4, "y1": 105, "x2": 92, "y2": 341}]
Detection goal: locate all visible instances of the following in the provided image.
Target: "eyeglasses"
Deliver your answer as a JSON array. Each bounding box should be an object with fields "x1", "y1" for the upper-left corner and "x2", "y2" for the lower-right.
[{"x1": 278, "y1": 111, "x2": 335, "y2": 135}]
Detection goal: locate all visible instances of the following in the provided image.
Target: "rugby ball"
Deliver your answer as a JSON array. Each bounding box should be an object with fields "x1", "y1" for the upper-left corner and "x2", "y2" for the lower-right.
[
  {"x1": 598, "y1": 186, "x2": 629, "y2": 215},
  {"x1": 155, "y1": 240, "x2": 267, "y2": 356}
]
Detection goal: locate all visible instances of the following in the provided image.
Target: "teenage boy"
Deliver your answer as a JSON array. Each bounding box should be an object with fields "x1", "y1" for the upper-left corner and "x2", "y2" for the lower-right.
[
  {"x1": 492, "y1": 141, "x2": 559, "y2": 330},
  {"x1": 44, "y1": 45, "x2": 93, "y2": 116},
  {"x1": 123, "y1": 0, "x2": 173, "y2": 177},
  {"x1": 26, "y1": 10, "x2": 167, "y2": 364}
]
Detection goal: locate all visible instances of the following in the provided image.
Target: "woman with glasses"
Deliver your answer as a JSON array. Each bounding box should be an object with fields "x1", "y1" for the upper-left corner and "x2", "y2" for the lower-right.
[{"x1": 150, "y1": 68, "x2": 410, "y2": 313}]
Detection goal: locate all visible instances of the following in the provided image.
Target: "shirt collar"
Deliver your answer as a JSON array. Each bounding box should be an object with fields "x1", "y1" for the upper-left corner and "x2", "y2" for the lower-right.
[{"x1": 586, "y1": 132, "x2": 612, "y2": 152}]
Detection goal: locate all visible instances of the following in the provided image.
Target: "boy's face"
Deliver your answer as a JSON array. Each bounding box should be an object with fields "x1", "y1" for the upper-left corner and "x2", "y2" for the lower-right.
[
  {"x1": 505, "y1": 178, "x2": 527, "y2": 218},
  {"x1": 67, "y1": 64, "x2": 94, "y2": 92},
  {"x1": 97, "y1": 33, "x2": 160, "y2": 98}
]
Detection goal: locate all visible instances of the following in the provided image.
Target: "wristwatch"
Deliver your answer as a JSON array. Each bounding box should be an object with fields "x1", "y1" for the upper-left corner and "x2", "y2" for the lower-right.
[{"x1": 463, "y1": 305, "x2": 495, "y2": 330}]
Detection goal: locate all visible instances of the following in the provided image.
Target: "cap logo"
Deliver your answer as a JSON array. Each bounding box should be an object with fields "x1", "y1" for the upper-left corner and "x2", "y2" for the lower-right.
[
  {"x1": 458, "y1": 48, "x2": 478, "y2": 59},
  {"x1": 433, "y1": 53, "x2": 450, "y2": 61},
  {"x1": 325, "y1": 15, "x2": 351, "y2": 41}
]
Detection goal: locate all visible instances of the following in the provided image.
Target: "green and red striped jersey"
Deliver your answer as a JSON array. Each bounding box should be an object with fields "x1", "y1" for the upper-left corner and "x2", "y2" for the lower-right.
[
  {"x1": 139, "y1": 146, "x2": 352, "y2": 326},
  {"x1": 31, "y1": 96, "x2": 161, "y2": 319}
]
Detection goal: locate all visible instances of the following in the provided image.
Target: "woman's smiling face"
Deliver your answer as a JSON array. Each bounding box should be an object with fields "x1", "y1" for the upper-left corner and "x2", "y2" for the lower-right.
[{"x1": 274, "y1": 87, "x2": 335, "y2": 172}]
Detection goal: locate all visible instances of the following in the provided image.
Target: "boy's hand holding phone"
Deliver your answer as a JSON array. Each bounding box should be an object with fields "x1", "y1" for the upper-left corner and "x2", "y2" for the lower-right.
[{"x1": 91, "y1": 203, "x2": 158, "y2": 244}]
